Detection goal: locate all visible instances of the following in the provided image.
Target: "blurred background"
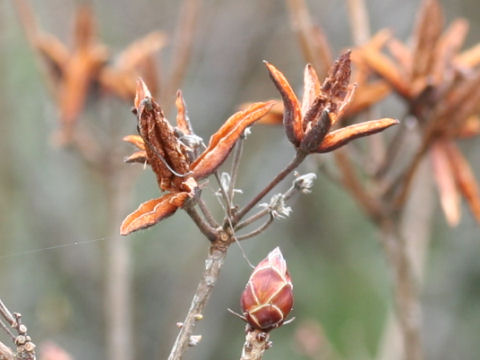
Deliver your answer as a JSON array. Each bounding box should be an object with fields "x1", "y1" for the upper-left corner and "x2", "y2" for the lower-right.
[{"x1": 0, "y1": 0, "x2": 479, "y2": 359}]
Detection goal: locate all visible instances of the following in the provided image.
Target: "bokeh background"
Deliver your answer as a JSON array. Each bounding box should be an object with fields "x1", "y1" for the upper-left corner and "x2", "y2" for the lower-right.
[{"x1": 1, "y1": 0, "x2": 479, "y2": 359}]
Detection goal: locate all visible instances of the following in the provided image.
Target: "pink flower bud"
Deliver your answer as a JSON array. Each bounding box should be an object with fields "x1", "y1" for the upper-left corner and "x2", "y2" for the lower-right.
[{"x1": 240, "y1": 247, "x2": 293, "y2": 331}]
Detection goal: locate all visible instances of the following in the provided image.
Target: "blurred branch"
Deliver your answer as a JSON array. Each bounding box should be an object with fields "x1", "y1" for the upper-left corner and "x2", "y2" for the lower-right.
[
  {"x1": 162, "y1": 0, "x2": 201, "y2": 112},
  {"x1": 286, "y1": 0, "x2": 332, "y2": 77}
]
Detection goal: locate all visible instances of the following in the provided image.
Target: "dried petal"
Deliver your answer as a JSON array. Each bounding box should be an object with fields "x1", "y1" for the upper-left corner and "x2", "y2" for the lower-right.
[
  {"x1": 175, "y1": 89, "x2": 193, "y2": 135},
  {"x1": 457, "y1": 115, "x2": 480, "y2": 138},
  {"x1": 387, "y1": 38, "x2": 412, "y2": 74},
  {"x1": 124, "y1": 150, "x2": 148, "y2": 164},
  {"x1": 74, "y1": 5, "x2": 96, "y2": 50},
  {"x1": 191, "y1": 101, "x2": 274, "y2": 179},
  {"x1": 240, "y1": 247, "x2": 293, "y2": 331},
  {"x1": 301, "y1": 64, "x2": 321, "y2": 117},
  {"x1": 123, "y1": 134, "x2": 145, "y2": 150},
  {"x1": 321, "y1": 51, "x2": 352, "y2": 114},
  {"x1": 410, "y1": 0, "x2": 444, "y2": 82},
  {"x1": 445, "y1": 142, "x2": 480, "y2": 223},
  {"x1": 431, "y1": 19, "x2": 469, "y2": 86},
  {"x1": 254, "y1": 101, "x2": 284, "y2": 125},
  {"x1": 120, "y1": 192, "x2": 189, "y2": 235},
  {"x1": 455, "y1": 43, "x2": 480, "y2": 69},
  {"x1": 360, "y1": 46, "x2": 411, "y2": 98},
  {"x1": 344, "y1": 81, "x2": 391, "y2": 117},
  {"x1": 264, "y1": 61, "x2": 303, "y2": 145},
  {"x1": 115, "y1": 31, "x2": 166, "y2": 71},
  {"x1": 431, "y1": 141, "x2": 461, "y2": 226},
  {"x1": 316, "y1": 118, "x2": 398, "y2": 153},
  {"x1": 134, "y1": 78, "x2": 152, "y2": 111}
]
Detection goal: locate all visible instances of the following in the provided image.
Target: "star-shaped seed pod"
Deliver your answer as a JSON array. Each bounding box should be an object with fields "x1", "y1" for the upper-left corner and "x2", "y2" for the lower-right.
[
  {"x1": 264, "y1": 51, "x2": 398, "y2": 154},
  {"x1": 120, "y1": 80, "x2": 274, "y2": 235},
  {"x1": 354, "y1": 0, "x2": 480, "y2": 225},
  {"x1": 15, "y1": 0, "x2": 165, "y2": 143}
]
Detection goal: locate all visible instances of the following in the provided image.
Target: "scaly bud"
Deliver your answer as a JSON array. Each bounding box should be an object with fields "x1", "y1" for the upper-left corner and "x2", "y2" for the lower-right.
[{"x1": 240, "y1": 247, "x2": 293, "y2": 331}]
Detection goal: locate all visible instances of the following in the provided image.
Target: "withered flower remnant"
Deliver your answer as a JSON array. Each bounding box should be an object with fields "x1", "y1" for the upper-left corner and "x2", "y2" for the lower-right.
[
  {"x1": 264, "y1": 51, "x2": 398, "y2": 154},
  {"x1": 15, "y1": 0, "x2": 165, "y2": 143},
  {"x1": 240, "y1": 247, "x2": 293, "y2": 331},
  {"x1": 355, "y1": 0, "x2": 480, "y2": 225},
  {"x1": 120, "y1": 80, "x2": 274, "y2": 235}
]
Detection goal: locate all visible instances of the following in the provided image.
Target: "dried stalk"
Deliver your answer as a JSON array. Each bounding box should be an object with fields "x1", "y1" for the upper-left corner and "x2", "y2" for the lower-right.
[
  {"x1": 234, "y1": 151, "x2": 306, "y2": 223},
  {"x1": 167, "y1": 242, "x2": 228, "y2": 360},
  {"x1": 103, "y1": 170, "x2": 135, "y2": 360},
  {"x1": 239, "y1": 329, "x2": 270, "y2": 360}
]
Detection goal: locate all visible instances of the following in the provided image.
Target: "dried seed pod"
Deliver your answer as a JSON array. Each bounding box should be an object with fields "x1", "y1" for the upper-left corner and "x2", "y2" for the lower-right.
[{"x1": 240, "y1": 247, "x2": 293, "y2": 331}]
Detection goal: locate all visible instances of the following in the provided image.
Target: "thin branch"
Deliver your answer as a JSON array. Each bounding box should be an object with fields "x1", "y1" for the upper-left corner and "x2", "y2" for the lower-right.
[
  {"x1": 167, "y1": 243, "x2": 228, "y2": 360},
  {"x1": 237, "y1": 215, "x2": 274, "y2": 241},
  {"x1": 197, "y1": 198, "x2": 220, "y2": 228},
  {"x1": 0, "y1": 319, "x2": 15, "y2": 342},
  {"x1": 380, "y1": 223, "x2": 422, "y2": 360},
  {"x1": 333, "y1": 150, "x2": 385, "y2": 224},
  {"x1": 163, "y1": 0, "x2": 201, "y2": 112},
  {"x1": 185, "y1": 205, "x2": 218, "y2": 241},
  {"x1": 234, "y1": 152, "x2": 306, "y2": 224},
  {"x1": 215, "y1": 171, "x2": 233, "y2": 217},
  {"x1": 0, "y1": 300, "x2": 14, "y2": 327},
  {"x1": 235, "y1": 183, "x2": 297, "y2": 231},
  {"x1": 375, "y1": 117, "x2": 408, "y2": 179},
  {"x1": 228, "y1": 138, "x2": 245, "y2": 203}
]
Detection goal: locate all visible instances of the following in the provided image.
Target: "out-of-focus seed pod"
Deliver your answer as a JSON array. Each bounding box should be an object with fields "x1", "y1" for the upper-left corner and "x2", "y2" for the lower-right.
[{"x1": 240, "y1": 247, "x2": 293, "y2": 331}]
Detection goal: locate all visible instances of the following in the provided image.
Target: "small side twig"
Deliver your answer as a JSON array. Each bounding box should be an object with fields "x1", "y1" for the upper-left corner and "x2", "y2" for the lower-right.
[
  {"x1": 234, "y1": 151, "x2": 306, "y2": 223},
  {"x1": 185, "y1": 205, "x2": 218, "y2": 242},
  {"x1": 228, "y1": 138, "x2": 245, "y2": 203},
  {"x1": 197, "y1": 198, "x2": 220, "y2": 228},
  {"x1": 237, "y1": 215, "x2": 274, "y2": 241},
  {"x1": 239, "y1": 329, "x2": 271, "y2": 360}
]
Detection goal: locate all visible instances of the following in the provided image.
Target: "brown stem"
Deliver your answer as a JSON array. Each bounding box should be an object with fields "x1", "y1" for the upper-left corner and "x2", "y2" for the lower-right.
[
  {"x1": 185, "y1": 205, "x2": 218, "y2": 241},
  {"x1": 235, "y1": 183, "x2": 297, "y2": 230},
  {"x1": 377, "y1": 156, "x2": 434, "y2": 360},
  {"x1": 234, "y1": 152, "x2": 306, "y2": 224},
  {"x1": 237, "y1": 215, "x2": 274, "y2": 241},
  {"x1": 103, "y1": 169, "x2": 136, "y2": 360},
  {"x1": 239, "y1": 329, "x2": 270, "y2": 360},
  {"x1": 380, "y1": 223, "x2": 423, "y2": 360},
  {"x1": 167, "y1": 241, "x2": 229, "y2": 360},
  {"x1": 333, "y1": 150, "x2": 385, "y2": 224},
  {"x1": 197, "y1": 198, "x2": 219, "y2": 228},
  {"x1": 229, "y1": 138, "x2": 245, "y2": 203}
]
